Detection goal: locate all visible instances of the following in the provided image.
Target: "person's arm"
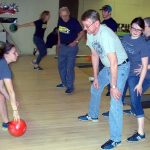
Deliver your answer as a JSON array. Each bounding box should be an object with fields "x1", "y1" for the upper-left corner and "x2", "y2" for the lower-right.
[
  {"x1": 57, "y1": 31, "x2": 60, "y2": 46},
  {"x1": 107, "y1": 52, "x2": 122, "y2": 100},
  {"x1": 134, "y1": 57, "x2": 148, "y2": 95},
  {"x1": 3, "y1": 79, "x2": 20, "y2": 121},
  {"x1": 134, "y1": 62, "x2": 150, "y2": 75},
  {"x1": 0, "y1": 80, "x2": 9, "y2": 100},
  {"x1": 148, "y1": 64, "x2": 150, "y2": 70},
  {"x1": 18, "y1": 22, "x2": 35, "y2": 28},
  {"x1": 69, "y1": 30, "x2": 85, "y2": 47},
  {"x1": 91, "y1": 49, "x2": 100, "y2": 89}
]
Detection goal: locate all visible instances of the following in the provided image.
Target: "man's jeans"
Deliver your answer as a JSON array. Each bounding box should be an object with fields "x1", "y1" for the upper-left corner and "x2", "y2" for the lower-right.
[
  {"x1": 88, "y1": 62, "x2": 130, "y2": 142},
  {"x1": 58, "y1": 44, "x2": 78, "y2": 90}
]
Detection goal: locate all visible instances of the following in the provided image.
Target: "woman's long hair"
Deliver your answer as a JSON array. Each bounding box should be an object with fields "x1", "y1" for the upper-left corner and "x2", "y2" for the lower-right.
[{"x1": 40, "y1": 10, "x2": 50, "y2": 22}]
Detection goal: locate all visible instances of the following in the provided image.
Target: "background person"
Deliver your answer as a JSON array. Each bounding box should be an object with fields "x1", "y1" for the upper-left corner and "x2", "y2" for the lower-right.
[
  {"x1": 18, "y1": 10, "x2": 50, "y2": 70},
  {"x1": 56, "y1": 7, "x2": 84, "y2": 94},
  {"x1": 0, "y1": 42, "x2": 20, "y2": 130},
  {"x1": 121, "y1": 17, "x2": 149, "y2": 142}
]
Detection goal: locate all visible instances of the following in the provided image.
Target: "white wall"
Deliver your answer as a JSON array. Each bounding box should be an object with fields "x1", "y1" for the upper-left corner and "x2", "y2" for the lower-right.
[
  {"x1": 78, "y1": 0, "x2": 150, "y2": 24},
  {"x1": 78, "y1": 0, "x2": 150, "y2": 55},
  {"x1": 0, "y1": 0, "x2": 59, "y2": 54}
]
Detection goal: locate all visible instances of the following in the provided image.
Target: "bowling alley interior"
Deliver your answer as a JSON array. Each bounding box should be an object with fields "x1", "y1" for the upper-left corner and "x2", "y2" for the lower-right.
[{"x1": 0, "y1": 0, "x2": 150, "y2": 150}]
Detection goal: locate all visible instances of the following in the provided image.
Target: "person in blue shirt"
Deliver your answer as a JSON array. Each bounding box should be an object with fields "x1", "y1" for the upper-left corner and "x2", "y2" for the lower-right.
[
  {"x1": 18, "y1": 10, "x2": 50, "y2": 70},
  {"x1": 0, "y1": 42, "x2": 20, "y2": 130},
  {"x1": 121, "y1": 17, "x2": 149, "y2": 142},
  {"x1": 56, "y1": 7, "x2": 84, "y2": 94},
  {"x1": 100, "y1": 5, "x2": 118, "y2": 32}
]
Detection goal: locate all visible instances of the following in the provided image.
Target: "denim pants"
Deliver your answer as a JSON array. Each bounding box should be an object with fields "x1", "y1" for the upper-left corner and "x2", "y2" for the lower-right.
[
  {"x1": 33, "y1": 36, "x2": 47, "y2": 65},
  {"x1": 128, "y1": 76, "x2": 150, "y2": 118},
  {"x1": 58, "y1": 44, "x2": 78, "y2": 90},
  {"x1": 88, "y1": 62, "x2": 130, "y2": 142}
]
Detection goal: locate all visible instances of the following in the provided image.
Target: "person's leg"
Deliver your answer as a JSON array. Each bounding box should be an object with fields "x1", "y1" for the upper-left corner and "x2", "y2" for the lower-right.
[
  {"x1": 127, "y1": 76, "x2": 145, "y2": 142},
  {"x1": 137, "y1": 79, "x2": 150, "y2": 134},
  {"x1": 79, "y1": 67, "x2": 110, "y2": 121},
  {"x1": 0, "y1": 93, "x2": 9, "y2": 123},
  {"x1": 58, "y1": 44, "x2": 67, "y2": 87},
  {"x1": 123, "y1": 80, "x2": 136, "y2": 115},
  {"x1": 66, "y1": 45, "x2": 78, "y2": 91},
  {"x1": 122, "y1": 81, "x2": 128, "y2": 104},
  {"x1": 33, "y1": 37, "x2": 47, "y2": 66},
  {"x1": 101, "y1": 62, "x2": 130, "y2": 149},
  {"x1": 109, "y1": 62, "x2": 130, "y2": 142},
  {"x1": 142, "y1": 78, "x2": 150, "y2": 93},
  {"x1": 88, "y1": 67, "x2": 110, "y2": 118}
]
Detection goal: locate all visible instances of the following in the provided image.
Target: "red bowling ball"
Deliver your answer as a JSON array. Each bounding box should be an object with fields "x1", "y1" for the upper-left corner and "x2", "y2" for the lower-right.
[{"x1": 8, "y1": 119, "x2": 27, "y2": 137}]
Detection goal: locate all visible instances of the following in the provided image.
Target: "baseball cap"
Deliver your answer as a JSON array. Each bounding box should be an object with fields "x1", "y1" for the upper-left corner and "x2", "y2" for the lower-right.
[{"x1": 100, "y1": 5, "x2": 112, "y2": 12}]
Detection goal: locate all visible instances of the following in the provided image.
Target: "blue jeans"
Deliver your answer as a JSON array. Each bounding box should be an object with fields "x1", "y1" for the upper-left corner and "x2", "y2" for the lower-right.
[
  {"x1": 58, "y1": 44, "x2": 78, "y2": 90},
  {"x1": 33, "y1": 36, "x2": 47, "y2": 65},
  {"x1": 128, "y1": 76, "x2": 150, "y2": 118},
  {"x1": 88, "y1": 62, "x2": 130, "y2": 142}
]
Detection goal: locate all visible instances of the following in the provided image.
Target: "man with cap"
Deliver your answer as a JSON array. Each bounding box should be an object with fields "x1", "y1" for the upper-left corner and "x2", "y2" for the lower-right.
[{"x1": 100, "y1": 5, "x2": 118, "y2": 32}]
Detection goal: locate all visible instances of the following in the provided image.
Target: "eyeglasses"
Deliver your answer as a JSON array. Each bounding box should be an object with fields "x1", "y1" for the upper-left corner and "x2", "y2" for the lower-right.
[
  {"x1": 131, "y1": 26, "x2": 143, "y2": 33},
  {"x1": 84, "y1": 21, "x2": 96, "y2": 30}
]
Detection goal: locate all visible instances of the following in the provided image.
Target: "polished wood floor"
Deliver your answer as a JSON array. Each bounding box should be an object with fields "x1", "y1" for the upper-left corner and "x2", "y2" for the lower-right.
[{"x1": 0, "y1": 56, "x2": 150, "y2": 150}]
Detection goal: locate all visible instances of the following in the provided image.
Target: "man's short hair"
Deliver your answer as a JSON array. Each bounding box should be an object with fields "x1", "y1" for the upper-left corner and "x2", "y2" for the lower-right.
[{"x1": 81, "y1": 9, "x2": 100, "y2": 22}]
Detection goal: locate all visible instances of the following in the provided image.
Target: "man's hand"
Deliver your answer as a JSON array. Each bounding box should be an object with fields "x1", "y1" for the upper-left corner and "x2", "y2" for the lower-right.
[
  {"x1": 68, "y1": 41, "x2": 78, "y2": 47},
  {"x1": 93, "y1": 78, "x2": 99, "y2": 89},
  {"x1": 110, "y1": 87, "x2": 122, "y2": 100}
]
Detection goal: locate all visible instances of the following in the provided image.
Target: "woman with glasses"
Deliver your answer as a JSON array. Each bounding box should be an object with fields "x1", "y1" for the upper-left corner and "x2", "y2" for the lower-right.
[{"x1": 122, "y1": 17, "x2": 149, "y2": 142}]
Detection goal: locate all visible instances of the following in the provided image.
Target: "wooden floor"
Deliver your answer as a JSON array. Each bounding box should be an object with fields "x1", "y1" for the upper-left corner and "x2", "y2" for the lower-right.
[{"x1": 0, "y1": 56, "x2": 150, "y2": 150}]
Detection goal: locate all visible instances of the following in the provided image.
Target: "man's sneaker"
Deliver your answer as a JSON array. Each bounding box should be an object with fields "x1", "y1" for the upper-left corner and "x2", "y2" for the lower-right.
[
  {"x1": 101, "y1": 139, "x2": 121, "y2": 149},
  {"x1": 102, "y1": 111, "x2": 109, "y2": 117},
  {"x1": 65, "y1": 88, "x2": 74, "y2": 94},
  {"x1": 78, "y1": 114, "x2": 98, "y2": 122},
  {"x1": 2, "y1": 122, "x2": 9, "y2": 131},
  {"x1": 127, "y1": 132, "x2": 145, "y2": 142},
  {"x1": 56, "y1": 83, "x2": 65, "y2": 88},
  {"x1": 123, "y1": 109, "x2": 135, "y2": 116},
  {"x1": 34, "y1": 66, "x2": 43, "y2": 70}
]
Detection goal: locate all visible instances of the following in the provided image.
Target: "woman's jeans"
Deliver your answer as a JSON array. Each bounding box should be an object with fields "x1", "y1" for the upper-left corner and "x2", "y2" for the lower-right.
[
  {"x1": 127, "y1": 76, "x2": 150, "y2": 118},
  {"x1": 33, "y1": 36, "x2": 47, "y2": 65}
]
